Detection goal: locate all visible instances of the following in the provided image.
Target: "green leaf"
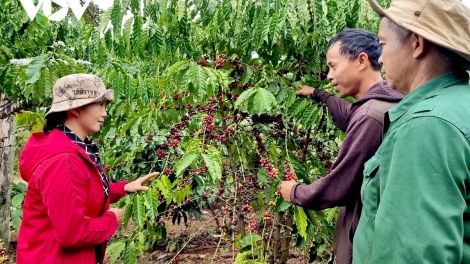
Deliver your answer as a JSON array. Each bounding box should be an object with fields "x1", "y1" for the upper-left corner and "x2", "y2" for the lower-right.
[
  {"x1": 120, "y1": 108, "x2": 152, "y2": 135},
  {"x1": 256, "y1": 168, "x2": 268, "y2": 184},
  {"x1": 25, "y1": 54, "x2": 46, "y2": 85},
  {"x1": 284, "y1": 89, "x2": 296, "y2": 110},
  {"x1": 56, "y1": 53, "x2": 84, "y2": 73},
  {"x1": 203, "y1": 67, "x2": 219, "y2": 89},
  {"x1": 166, "y1": 240, "x2": 177, "y2": 252},
  {"x1": 123, "y1": 241, "x2": 137, "y2": 264},
  {"x1": 294, "y1": 206, "x2": 308, "y2": 238},
  {"x1": 99, "y1": 6, "x2": 113, "y2": 33},
  {"x1": 202, "y1": 145, "x2": 222, "y2": 182},
  {"x1": 111, "y1": 2, "x2": 123, "y2": 36},
  {"x1": 260, "y1": 17, "x2": 271, "y2": 44},
  {"x1": 250, "y1": 87, "x2": 278, "y2": 115},
  {"x1": 287, "y1": 97, "x2": 310, "y2": 118},
  {"x1": 187, "y1": 62, "x2": 207, "y2": 92},
  {"x1": 275, "y1": 197, "x2": 291, "y2": 212},
  {"x1": 123, "y1": 17, "x2": 133, "y2": 43},
  {"x1": 156, "y1": 175, "x2": 173, "y2": 203},
  {"x1": 149, "y1": 23, "x2": 164, "y2": 53},
  {"x1": 11, "y1": 194, "x2": 24, "y2": 207},
  {"x1": 122, "y1": 196, "x2": 134, "y2": 227},
  {"x1": 234, "y1": 88, "x2": 256, "y2": 109},
  {"x1": 174, "y1": 150, "x2": 199, "y2": 177},
  {"x1": 288, "y1": 153, "x2": 309, "y2": 184},
  {"x1": 133, "y1": 195, "x2": 146, "y2": 227},
  {"x1": 296, "y1": 222, "x2": 316, "y2": 248},
  {"x1": 215, "y1": 69, "x2": 231, "y2": 88},
  {"x1": 271, "y1": 11, "x2": 286, "y2": 45},
  {"x1": 145, "y1": 189, "x2": 159, "y2": 222},
  {"x1": 177, "y1": 0, "x2": 186, "y2": 20},
  {"x1": 299, "y1": 104, "x2": 321, "y2": 129},
  {"x1": 240, "y1": 233, "x2": 262, "y2": 248},
  {"x1": 107, "y1": 240, "x2": 126, "y2": 264},
  {"x1": 175, "y1": 185, "x2": 191, "y2": 204},
  {"x1": 166, "y1": 60, "x2": 189, "y2": 76}
]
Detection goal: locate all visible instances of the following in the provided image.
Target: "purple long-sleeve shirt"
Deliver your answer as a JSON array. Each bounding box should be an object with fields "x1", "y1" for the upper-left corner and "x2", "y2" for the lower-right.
[{"x1": 290, "y1": 81, "x2": 403, "y2": 264}]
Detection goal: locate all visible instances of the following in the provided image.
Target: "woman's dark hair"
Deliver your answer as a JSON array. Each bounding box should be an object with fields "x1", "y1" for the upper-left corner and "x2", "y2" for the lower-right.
[{"x1": 42, "y1": 111, "x2": 67, "y2": 132}]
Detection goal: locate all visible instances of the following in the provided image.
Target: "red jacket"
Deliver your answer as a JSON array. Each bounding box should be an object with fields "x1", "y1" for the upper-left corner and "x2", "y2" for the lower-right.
[{"x1": 17, "y1": 129, "x2": 127, "y2": 264}]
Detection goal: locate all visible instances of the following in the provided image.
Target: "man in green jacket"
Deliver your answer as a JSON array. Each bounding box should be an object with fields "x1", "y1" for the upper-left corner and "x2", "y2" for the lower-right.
[{"x1": 353, "y1": 0, "x2": 470, "y2": 263}]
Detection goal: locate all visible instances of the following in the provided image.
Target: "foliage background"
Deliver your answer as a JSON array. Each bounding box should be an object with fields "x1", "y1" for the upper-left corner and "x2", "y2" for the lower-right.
[{"x1": 0, "y1": 0, "x2": 390, "y2": 262}]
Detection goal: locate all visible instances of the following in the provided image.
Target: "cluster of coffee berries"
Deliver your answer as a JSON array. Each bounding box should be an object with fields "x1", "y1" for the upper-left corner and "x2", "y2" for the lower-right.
[
  {"x1": 198, "y1": 165, "x2": 208, "y2": 173},
  {"x1": 245, "y1": 216, "x2": 258, "y2": 233},
  {"x1": 242, "y1": 204, "x2": 253, "y2": 213},
  {"x1": 161, "y1": 111, "x2": 195, "y2": 151},
  {"x1": 163, "y1": 168, "x2": 172, "y2": 175},
  {"x1": 268, "y1": 200, "x2": 276, "y2": 210},
  {"x1": 177, "y1": 177, "x2": 192, "y2": 189},
  {"x1": 285, "y1": 163, "x2": 297, "y2": 181},
  {"x1": 197, "y1": 105, "x2": 217, "y2": 117},
  {"x1": 210, "y1": 134, "x2": 228, "y2": 144},
  {"x1": 215, "y1": 53, "x2": 227, "y2": 69},
  {"x1": 253, "y1": 65, "x2": 263, "y2": 71},
  {"x1": 156, "y1": 148, "x2": 166, "y2": 159},
  {"x1": 263, "y1": 212, "x2": 273, "y2": 220},
  {"x1": 204, "y1": 115, "x2": 214, "y2": 124},
  {"x1": 197, "y1": 54, "x2": 210, "y2": 67},
  {"x1": 173, "y1": 91, "x2": 180, "y2": 100},
  {"x1": 197, "y1": 60, "x2": 207, "y2": 67},
  {"x1": 242, "y1": 83, "x2": 252, "y2": 90},
  {"x1": 0, "y1": 105, "x2": 25, "y2": 119},
  {"x1": 145, "y1": 134, "x2": 154, "y2": 143},
  {"x1": 312, "y1": 139, "x2": 334, "y2": 169},
  {"x1": 252, "y1": 127, "x2": 266, "y2": 153},
  {"x1": 217, "y1": 186, "x2": 225, "y2": 196},
  {"x1": 229, "y1": 81, "x2": 239, "y2": 89},
  {"x1": 169, "y1": 138, "x2": 179, "y2": 148},
  {"x1": 157, "y1": 191, "x2": 164, "y2": 201},
  {"x1": 259, "y1": 158, "x2": 279, "y2": 179}
]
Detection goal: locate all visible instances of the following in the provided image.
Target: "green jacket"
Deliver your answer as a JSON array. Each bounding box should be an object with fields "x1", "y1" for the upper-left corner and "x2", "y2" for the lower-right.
[{"x1": 353, "y1": 71, "x2": 470, "y2": 264}]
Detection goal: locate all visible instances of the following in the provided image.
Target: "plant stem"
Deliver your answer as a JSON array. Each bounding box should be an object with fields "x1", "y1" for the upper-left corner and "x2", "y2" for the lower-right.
[
  {"x1": 279, "y1": 214, "x2": 294, "y2": 263},
  {"x1": 218, "y1": 85, "x2": 246, "y2": 239}
]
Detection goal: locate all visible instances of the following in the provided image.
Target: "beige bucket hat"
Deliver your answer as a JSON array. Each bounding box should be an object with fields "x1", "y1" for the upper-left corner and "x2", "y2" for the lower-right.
[
  {"x1": 45, "y1": 74, "x2": 114, "y2": 117},
  {"x1": 367, "y1": 0, "x2": 470, "y2": 70}
]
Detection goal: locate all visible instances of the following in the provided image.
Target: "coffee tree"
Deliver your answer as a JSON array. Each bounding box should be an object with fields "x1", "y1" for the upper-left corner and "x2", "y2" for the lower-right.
[{"x1": 0, "y1": 0, "x2": 390, "y2": 262}]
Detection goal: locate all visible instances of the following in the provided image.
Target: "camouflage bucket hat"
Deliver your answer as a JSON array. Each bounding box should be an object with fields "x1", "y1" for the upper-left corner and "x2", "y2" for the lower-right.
[
  {"x1": 368, "y1": 0, "x2": 470, "y2": 70},
  {"x1": 45, "y1": 74, "x2": 114, "y2": 117}
]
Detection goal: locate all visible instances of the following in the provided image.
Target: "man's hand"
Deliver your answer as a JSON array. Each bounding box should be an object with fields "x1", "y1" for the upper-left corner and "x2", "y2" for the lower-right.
[
  {"x1": 295, "y1": 85, "x2": 315, "y2": 97},
  {"x1": 108, "y1": 208, "x2": 124, "y2": 222},
  {"x1": 279, "y1": 181, "x2": 298, "y2": 202},
  {"x1": 124, "y1": 172, "x2": 159, "y2": 193}
]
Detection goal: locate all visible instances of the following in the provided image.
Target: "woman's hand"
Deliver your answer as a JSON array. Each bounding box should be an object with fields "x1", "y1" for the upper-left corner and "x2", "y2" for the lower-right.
[{"x1": 124, "y1": 172, "x2": 159, "y2": 193}]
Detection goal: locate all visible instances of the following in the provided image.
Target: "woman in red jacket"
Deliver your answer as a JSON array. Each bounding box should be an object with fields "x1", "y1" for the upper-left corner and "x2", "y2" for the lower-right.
[{"x1": 17, "y1": 73, "x2": 158, "y2": 264}]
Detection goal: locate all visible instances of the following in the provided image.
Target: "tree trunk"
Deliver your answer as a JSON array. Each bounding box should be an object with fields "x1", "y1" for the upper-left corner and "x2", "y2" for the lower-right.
[{"x1": 0, "y1": 94, "x2": 16, "y2": 250}]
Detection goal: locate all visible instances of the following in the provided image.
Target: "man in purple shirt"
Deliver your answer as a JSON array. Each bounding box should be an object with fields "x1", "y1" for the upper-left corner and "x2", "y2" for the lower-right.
[{"x1": 279, "y1": 28, "x2": 402, "y2": 264}]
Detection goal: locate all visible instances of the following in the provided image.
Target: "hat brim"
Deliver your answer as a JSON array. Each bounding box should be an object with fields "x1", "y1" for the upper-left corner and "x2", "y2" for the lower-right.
[
  {"x1": 367, "y1": 0, "x2": 470, "y2": 70},
  {"x1": 45, "y1": 89, "x2": 114, "y2": 117}
]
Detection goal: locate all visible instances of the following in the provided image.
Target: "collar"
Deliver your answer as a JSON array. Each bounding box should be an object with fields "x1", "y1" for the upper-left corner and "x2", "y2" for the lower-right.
[
  {"x1": 57, "y1": 124, "x2": 100, "y2": 157},
  {"x1": 387, "y1": 71, "x2": 469, "y2": 123}
]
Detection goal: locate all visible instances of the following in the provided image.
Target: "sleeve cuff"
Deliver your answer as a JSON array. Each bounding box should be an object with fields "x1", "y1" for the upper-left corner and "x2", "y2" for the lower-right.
[
  {"x1": 290, "y1": 183, "x2": 300, "y2": 205},
  {"x1": 310, "y1": 89, "x2": 324, "y2": 103},
  {"x1": 102, "y1": 210, "x2": 119, "y2": 231}
]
